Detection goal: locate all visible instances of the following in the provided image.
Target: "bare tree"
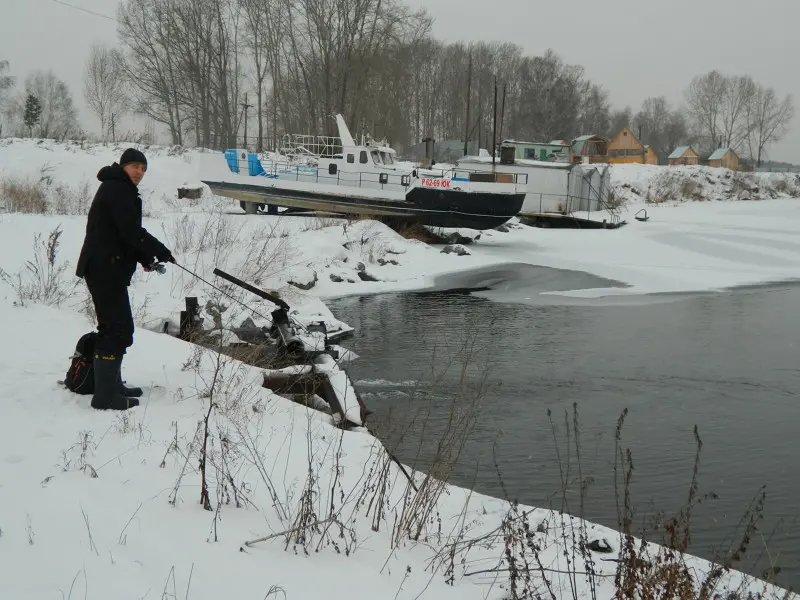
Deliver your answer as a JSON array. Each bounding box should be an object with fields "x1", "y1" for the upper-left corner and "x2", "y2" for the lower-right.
[
  {"x1": 118, "y1": 0, "x2": 244, "y2": 148},
  {"x1": 0, "y1": 60, "x2": 15, "y2": 137},
  {"x1": 634, "y1": 97, "x2": 669, "y2": 152},
  {"x1": 719, "y1": 74, "x2": 756, "y2": 151},
  {"x1": 609, "y1": 107, "x2": 633, "y2": 136},
  {"x1": 84, "y1": 43, "x2": 128, "y2": 141},
  {"x1": 663, "y1": 109, "x2": 689, "y2": 156},
  {"x1": 0, "y1": 60, "x2": 14, "y2": 105},
  {"x1": 685, "y1": 70, "x2": 727, "y2": 152},
  {"x1": 7, "y1": 70, "x2": 79, "y2": 139},
  {"x1": 578, "y1": 84, "x2": 610, "y2": 136},
  {"x1": 240, "y1": 0, "x2": 283, "y2": 151},
  {"x1": 510, "y1": 49, "x2": 589, "y2": 142},
  {"x1": 280, "y1": 0, "x2": 431, "y2": 137},
  {"x1": 746, "y1": 85, "x2": 794, "y2": 167},
  {"x1": 118, "y1": 0, "x2": 186, "y2": 145}
]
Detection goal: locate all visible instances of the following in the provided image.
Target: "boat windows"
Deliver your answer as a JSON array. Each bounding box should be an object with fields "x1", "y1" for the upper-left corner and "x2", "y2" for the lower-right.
[
  {"x1": 347, "y1": 154, "x2": 355, "y2": 163},
  {"x1": 359, "y1": 150, "x2": 368, "y2": 164},
  {"x1": 371, "y1": 150, "x2": 382, "y2": 165},
  {"x1": 380, "y1": 151, "x2": 394, "y2": 165}
]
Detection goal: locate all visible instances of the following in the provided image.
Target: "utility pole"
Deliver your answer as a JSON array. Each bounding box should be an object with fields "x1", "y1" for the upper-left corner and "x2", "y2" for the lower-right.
[
  {"x1": 463, "y1": 51, "x2": 472, "y2": 157},
  {"x1": 492, "y1": 76, "x2": 498, "y2": 169},
  {"x1": 241, "y1": 93, "x2": 253, "y2": 150},
  {"x1": 498, "y1": 83, "x2": 507, "y2": 151}
]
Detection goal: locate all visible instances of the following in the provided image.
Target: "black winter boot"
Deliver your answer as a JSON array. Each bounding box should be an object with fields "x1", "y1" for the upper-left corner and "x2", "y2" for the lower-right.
[
  {"x1": 91, "y1": 353, "x2": 140, "y2": 411},
  {"x1": 117, "y1": 355, "x2": 143, "y2": 398}
]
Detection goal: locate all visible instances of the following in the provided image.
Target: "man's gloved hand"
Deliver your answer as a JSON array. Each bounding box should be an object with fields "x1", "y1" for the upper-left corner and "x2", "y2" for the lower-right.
[
  {"x1": 156, "y1": 246, "x2": 175, "y2": 264},
  {"x1": 146, "y1": 262, "x2": 166, "y2": 274}
]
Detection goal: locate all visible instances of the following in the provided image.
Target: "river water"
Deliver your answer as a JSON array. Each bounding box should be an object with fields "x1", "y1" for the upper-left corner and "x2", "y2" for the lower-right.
[{"x1": 328, "y1": 264, "x2": 800, "y2": 590}]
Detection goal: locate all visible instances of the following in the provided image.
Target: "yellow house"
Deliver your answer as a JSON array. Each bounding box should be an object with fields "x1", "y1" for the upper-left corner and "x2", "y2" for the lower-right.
[
  {"x1": 607, "y1": 127, "x2": 657, "y2": 164},
  {"x1": 708, "y1": 148, "x2": 739, "y2": 170},
  {"x1": 668, "y1": 146, "x2": 699, "y2": 166}
]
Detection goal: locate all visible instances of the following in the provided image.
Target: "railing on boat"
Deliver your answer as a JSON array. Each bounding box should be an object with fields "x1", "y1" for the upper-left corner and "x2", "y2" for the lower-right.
[{"x1": 225, "y1": 151, "x2": 529, "y2": 191}]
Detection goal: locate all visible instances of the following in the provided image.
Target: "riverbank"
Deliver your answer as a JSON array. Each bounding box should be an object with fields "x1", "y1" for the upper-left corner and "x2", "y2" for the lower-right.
[{"x1": 1, "y1": 139, "x2": 799, "y2": 598}]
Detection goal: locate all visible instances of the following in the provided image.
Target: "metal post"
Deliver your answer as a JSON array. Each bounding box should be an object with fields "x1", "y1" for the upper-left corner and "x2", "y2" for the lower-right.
[
  {"x1": 464, "y1": 51, "x2": 472, "y2": 157},
  {"x1": 492, "y1": 77, "x2": 498, "y2": 169}
]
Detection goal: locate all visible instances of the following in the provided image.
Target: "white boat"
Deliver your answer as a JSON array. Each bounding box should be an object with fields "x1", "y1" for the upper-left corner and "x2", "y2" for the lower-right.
[{"x1": 197, "y1": 115, "x2": 527, "y2": 230}]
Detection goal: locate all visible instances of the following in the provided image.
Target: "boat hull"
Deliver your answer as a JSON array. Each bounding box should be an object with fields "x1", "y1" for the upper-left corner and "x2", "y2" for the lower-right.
[{"x1": 202, "y1": 180, "x2": 525, "y2": 230}]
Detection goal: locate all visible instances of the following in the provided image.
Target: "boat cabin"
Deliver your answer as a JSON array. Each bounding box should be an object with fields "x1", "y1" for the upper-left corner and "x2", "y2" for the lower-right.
[
  {"x1": 321, "y1": 114, "x2": 404, "y2": 178},
  {"x1": 334, "y1": 146, "x2": 397, "y2": 168}
]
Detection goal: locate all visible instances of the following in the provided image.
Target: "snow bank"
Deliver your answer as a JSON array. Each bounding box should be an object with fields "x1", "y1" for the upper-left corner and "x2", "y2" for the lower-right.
[
  {"x1": 1, "y1": 140, "x2": 799, "y2": 598},
  {"x1": 610, "y1": 163, "x2": 800, "y2": 205},
  {"x1": 0, "y1": 138, "x2": 219, "y2": 216},
  {"x1": 0, "y1": 301, "x2": 794, "y2": 600}
]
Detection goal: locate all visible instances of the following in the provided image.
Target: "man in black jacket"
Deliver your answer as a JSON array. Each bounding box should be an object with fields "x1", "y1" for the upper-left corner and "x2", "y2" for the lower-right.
[{"x1": 76, "y1": 148, "x2": 174, "y2": 411}]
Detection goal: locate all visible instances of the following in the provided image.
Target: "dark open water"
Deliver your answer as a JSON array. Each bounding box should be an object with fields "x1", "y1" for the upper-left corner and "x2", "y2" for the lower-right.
[{"x1": 328, "y1": 265, "x2": 800, "y2": 591}]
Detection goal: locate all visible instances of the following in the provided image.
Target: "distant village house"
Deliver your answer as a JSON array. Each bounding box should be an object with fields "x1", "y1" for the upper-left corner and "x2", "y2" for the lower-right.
[
  {"x1": 606, "y1": 127, "x2": 658, "y2": 165},
  {"x1": 708, "y1": 148, "x2": 739, "y2": 170},
  {"x1": 668, "y1": 146, "x2": 699, "y2": 166},
  {"x1": 570, "y1": 134, "x2": 609, "y2": 164},
  {"x1": 501, "y1": 139, "x2": 569, "y2": 162}
]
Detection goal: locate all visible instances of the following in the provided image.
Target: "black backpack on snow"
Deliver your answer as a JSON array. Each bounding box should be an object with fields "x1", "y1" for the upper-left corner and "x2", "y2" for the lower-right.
[{"x1": 64, "y1": 332, "x2": 97, "y2": 395}]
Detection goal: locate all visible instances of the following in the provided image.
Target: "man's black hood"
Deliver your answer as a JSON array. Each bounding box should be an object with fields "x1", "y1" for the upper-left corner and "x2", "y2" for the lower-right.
[{"x1": 97, "y1": 162, "x2": 136, "y2": 188}]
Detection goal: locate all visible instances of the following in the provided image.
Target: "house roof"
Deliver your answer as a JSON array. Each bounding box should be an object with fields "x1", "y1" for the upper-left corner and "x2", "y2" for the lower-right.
[
  {"x1": 668, "y1": 145, "x2": 692, "y2": 159},
  {"x1": 571, "y1": 134, "x2": 608, "y2": 155},
  {"x1": 709, "y1": 148, "x2": 732, "y2": 160}
]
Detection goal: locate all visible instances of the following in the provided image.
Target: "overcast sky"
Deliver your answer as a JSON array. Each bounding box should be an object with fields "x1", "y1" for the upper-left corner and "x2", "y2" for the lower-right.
[{"x1": 1, "y1": 0, "x2": 797, "y2": 161}]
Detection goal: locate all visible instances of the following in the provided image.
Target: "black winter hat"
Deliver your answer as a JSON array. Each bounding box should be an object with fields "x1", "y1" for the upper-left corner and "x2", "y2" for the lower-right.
[{"x1": 120, "y1": 148, "x2": 148, "y2": 170}]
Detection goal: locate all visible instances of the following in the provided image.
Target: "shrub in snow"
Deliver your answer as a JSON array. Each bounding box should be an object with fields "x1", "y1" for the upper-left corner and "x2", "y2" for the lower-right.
[
  {"x1": 610, "y1": 164, "x2": 800, "y2": 205},
  {"x1": 0, "y1": 168, "x2": 91, "y2": 215},
  {"x1": 0, "y1": 225, "x2": 79, "y2": 306}
]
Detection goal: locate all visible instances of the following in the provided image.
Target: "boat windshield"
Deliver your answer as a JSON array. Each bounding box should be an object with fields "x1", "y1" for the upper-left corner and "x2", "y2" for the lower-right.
[
  {"x1": 370, "y1": 150, "x2": 382, "y2": 165},
  {"x1": 380, "y1": 151, "x2": 394, "y2": 165}
]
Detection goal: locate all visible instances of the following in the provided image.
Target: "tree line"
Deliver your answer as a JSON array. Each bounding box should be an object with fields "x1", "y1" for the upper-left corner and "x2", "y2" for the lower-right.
[{"x1": 0, "y1": 0, "x2": 794, "y2": 166}]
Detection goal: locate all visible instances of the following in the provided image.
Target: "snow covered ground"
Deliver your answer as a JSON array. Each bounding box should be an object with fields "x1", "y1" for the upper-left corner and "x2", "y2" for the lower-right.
[{"x1": 0, "y1": 138, "x2": 798, "y2": 598}]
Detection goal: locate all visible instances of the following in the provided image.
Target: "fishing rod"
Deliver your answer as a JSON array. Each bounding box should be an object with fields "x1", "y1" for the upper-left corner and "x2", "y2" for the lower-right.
[{"x1": 150, "y1": 261, "x2": 308, "y2": 332}]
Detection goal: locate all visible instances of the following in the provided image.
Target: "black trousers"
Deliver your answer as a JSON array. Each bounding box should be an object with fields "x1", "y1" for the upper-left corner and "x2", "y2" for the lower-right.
[{"x1": 85, "y1": 277, "x2": 135, "y2": 357}]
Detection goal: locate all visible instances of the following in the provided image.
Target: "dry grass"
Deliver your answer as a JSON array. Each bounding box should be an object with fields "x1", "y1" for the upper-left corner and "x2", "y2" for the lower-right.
[
  {"x1": 646, "y1": 171, "x2": 707, "y2": 204},
  {"x1": 0, "y1": 225, "x2": 80, "y2": 307},
  {"x1": 0, "y1": 168, "x2": 92, "y2": 215},
  {"x1": 449, "y1": 405, "x2": 793, "y2": 600},
  {"x1": 0, "y1": 179, "x2": 49, "y2": 213}
]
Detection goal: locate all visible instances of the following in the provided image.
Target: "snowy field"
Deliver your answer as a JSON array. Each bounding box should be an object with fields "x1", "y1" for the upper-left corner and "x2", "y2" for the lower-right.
[{"x1": 0, "y1": 138, "x2": 798, "y2": 599}]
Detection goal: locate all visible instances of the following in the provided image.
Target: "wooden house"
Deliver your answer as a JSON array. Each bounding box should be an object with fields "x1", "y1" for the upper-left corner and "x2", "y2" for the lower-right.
[
  {"x1": 570, "y1": 134, "x2": 609, "y2": 163},
  {"x1": 708, "y1": 148, "x2": 739, "y2": 170},
  {"x1": 501, "y1": 139, "x2": 570, "y2": 162},
  {"x1": 606, "y1": 127, "x2": 657, "y2": 164},
  {"x1": 668, "y1": 146, "x2": 699, "y2": 166}
]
